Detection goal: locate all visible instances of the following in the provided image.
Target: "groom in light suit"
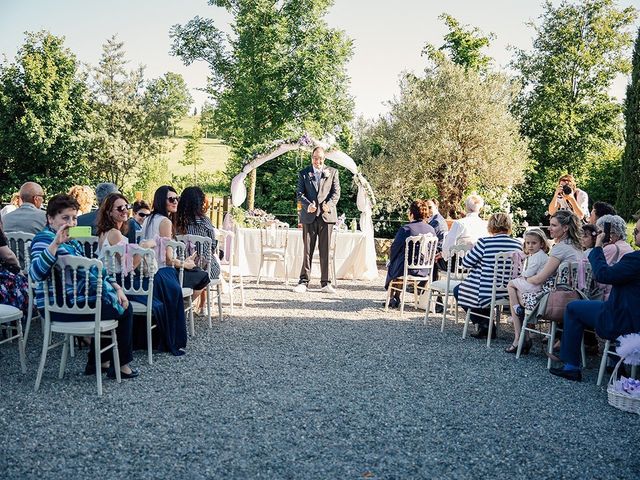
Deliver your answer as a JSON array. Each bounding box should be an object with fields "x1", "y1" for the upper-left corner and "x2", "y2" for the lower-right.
[{"x1": 293, "y1": 146, "x2": 340, "y2": 293}]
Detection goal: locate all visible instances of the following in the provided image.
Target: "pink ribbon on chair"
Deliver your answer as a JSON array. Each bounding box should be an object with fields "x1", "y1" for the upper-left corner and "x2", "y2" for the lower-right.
[
  {"x1": 577, "y1": 258, "x2": 588, "y2": 291},
  {"x1": 510, "y1": 250, "x2": 527, "y2": 279},
  {"x1": 122, "y1": 242, "x2": 135, "y2": 276}
]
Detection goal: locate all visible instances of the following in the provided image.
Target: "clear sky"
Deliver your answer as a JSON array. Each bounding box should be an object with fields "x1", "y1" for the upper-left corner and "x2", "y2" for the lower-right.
[{"x1": 2, "y1": 0, "x2": 640, "y2": 119}]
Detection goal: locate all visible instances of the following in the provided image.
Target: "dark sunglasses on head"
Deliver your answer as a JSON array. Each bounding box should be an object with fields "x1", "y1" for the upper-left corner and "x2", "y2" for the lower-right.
[
  {"x1": 115, "y1": 204, "x2": 132, "y2": 213},
  {"x1": 136, "y1": 212, "x2": 149, "y2": 218},
  {"x1": 167, "y1": 196, "x2": 180, "y2": 204}
]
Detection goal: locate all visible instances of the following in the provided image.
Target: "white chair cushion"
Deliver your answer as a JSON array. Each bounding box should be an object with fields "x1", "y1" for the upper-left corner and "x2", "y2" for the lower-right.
[
  {"x1": 51, "y1": 320, "x2": 119, "y2": 334},
  {"x1": 129, "y1": 301, "x2": 148, "y2": 314},
  {"x1": 182, "y1": 287, "x2": 194, "y2": 298},
  {"x1": 0, "y1": 304, "x2": 23, "y2": 323},
  {"x1": 262, "y1": 247, "x2": 286, "y2": 257},
  {"x1": 430, "y1": 279, "x2": 462, "y2": 292}
]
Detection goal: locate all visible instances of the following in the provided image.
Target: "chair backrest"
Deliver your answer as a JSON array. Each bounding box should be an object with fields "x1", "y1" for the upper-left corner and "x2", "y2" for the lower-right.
[
  {"x1": 555, "y1": 260, "x2": 594, "y2": 296},
  {"x1": 447, "y1": 244, "x2": 470, "y2": 282},
  {"x1": 74, "y1": 236, "x2": 100, "y2": 258},
  {"x1": 215, "y1": 229, "x2": 235, "y2": 266},
  {"x1": 43, "y1": 256, "x2": 104, "y2": 324},
  {"x1": 259, "y1": 222, "x2": 289, "y2": 251},
  {"x1": 403, "y1": 234, "x2": 438, "y2": 275},
  {"x1": 101, "y1": 244, "x2": 156, "y2": 296},
  {"x1": 165, "y1": 239, "x2": 187, "y2": 286},
  {"x1": 490, "y1": 251, "x2": 518, "y2": 300},
  {"x1": 5, "y1": 231, "x2": 34, "y2": 272},
  {"x1": 176, "y1": 234, "x2": 214, "y2": 272}
]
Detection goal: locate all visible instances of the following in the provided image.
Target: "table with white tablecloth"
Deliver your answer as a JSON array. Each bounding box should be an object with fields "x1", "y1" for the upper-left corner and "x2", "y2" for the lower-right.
[{"x1": 234, "y1": 227, "x2": 378, "y2": 281}]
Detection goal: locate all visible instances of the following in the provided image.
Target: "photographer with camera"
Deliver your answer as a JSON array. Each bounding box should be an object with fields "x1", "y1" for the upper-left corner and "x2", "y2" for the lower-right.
[{"x1": 548, "y1": 174, "x2": 589, "y2": 221}]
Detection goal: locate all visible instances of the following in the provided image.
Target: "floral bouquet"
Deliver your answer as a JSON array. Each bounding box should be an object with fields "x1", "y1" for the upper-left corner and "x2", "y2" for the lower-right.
[
  {"x1": 334, "y1": 213, "x2": 347, "y2": 231},
  {"x1": 245, "y1": 208, "x2": 277, "y2": 229},
  {"x1": 608, "y1": 333, "x2": 640, "y2": 414}
]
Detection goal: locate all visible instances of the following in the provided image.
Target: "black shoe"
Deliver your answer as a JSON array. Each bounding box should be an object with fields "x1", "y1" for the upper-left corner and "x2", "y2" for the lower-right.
[
  {"x1": 549, "y1": 367, "x2": 582, "y2": 382},
  {"x1": 107, "y1": 367, "x2": 140, "y2": 379},
  {"x1": 434, "y1": 300, "x2": 444, "y2": 314},
  {"x1": 388, "y1": 297, "x2": 400, "y2": 309},
  {"x1": 84, "y1": 363, "x2": 109, "y2": 376},
  {"x1": 470, "y1": 326, "x2": 497, "y2": 339}
]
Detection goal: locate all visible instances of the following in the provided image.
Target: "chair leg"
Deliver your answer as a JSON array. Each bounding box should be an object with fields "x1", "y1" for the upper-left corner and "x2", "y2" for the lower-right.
[
  {"x1": 425, "y1": 288, "x2": 433, "y2": 327},
  {"x1": 188, "y1": 297, "x2": 195, "y2": 336},
  {"x1": 217, "y1": 284, "x2": 223, "y2": 321},
  {"x1": 284, "y1": 257, "x2": 289, "y2": 286},
  {"x1": 462, "y1": 310, "x2": 471, "y2": 339},
  {"x1": 59, "y1": 334, "x2": 69, "y2": 379},
  {"x1": 597, "y1": 340, "x2": 610, "y2": 386},
  {"x1": 547, "y1": 322, "x2": 557, "y2": 370},
  {"x1": 206, "y1": 285, "x2": 212, "y2": 328},
  {"x1": 385, "y1": 287, "x2": 391, "y2": 312},
  {"x1": 24, "y1": 292, "x2": 35, "y2": 346},
  {"x1": 399, "y1": 280, "x2": 407, "y2": 317},
  {"x1": 442, "y1": 288, "x2": 450, "y2": 328},
  {"x1": 147, "y1": 312, "x2": 153, "y2": 365},
  {"x1": 580, "y1": 336, "x2": 587, "y2": 368},
  {"x1": 239, "y1": 274, "x2": 245, "y2": 308},
  {"x1": 111, "y1": 330, "x2": 121, "y2": 384},
  {"x1": 16, "y1": 317, "x2": 26, "y2": 374},
  {"x1": 34, "y1": 325, "x2": 51, "y2": 392},
  {"x1": 256, "y1": 257, "x2": 263, "y2": 285},
  {"x1": 515, "y1": 316, "x2": 528, "y2": 359},
  {"x1": 69, "y1": 335, "x2": 75, "y2": 358},
  {"x1": 95, "y1": 333, "x2": 103, "y2": 397},
  {"x1": 228, "y1": 274, "x2": 234, "y2": 314},
  {"x1": 486, "y1": 307, "x2": 496, "y2": 348}
]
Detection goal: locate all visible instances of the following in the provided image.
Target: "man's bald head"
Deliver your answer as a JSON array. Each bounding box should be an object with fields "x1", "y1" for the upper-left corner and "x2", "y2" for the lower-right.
[{"x1": 20, "y1": 182, "x2": 45, "y2": 207}]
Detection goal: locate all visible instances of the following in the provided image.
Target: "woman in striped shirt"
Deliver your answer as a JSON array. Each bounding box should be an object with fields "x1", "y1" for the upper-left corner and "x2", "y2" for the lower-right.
[
  {"x1": 453, "y1": 213, "x2": 523, "y2": 339},
  {"x1": 29, "y1": 194, "x2": 139, "y2": 379}
]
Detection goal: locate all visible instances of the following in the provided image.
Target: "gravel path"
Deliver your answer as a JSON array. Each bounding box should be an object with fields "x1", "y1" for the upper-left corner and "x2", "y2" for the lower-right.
[{"x1": 1, "y1": 271, "x2": 639, "y2": 479}]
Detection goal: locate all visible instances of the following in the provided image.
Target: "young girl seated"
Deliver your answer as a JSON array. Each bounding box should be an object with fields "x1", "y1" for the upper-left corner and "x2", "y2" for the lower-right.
[{"x1": 504, "y1": 228, "x2": 550, "y2": 354}]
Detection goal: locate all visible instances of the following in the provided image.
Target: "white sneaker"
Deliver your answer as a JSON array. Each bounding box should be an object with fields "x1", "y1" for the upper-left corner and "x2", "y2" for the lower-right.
[
  {"x1": 320, "y1": 284, "x2": 336, "y2": 294},
  {"x1": 293, "y1": 283, "x2": 307, "y2": 293}
]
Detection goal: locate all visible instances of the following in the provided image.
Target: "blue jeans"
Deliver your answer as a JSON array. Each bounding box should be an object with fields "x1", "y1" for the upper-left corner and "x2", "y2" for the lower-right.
[{"x1": 559, "y1": 300, "x2": 603, "y2": 367}]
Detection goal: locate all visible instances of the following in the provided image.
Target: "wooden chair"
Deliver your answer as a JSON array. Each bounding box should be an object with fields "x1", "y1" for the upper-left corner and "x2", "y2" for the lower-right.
[
  {"x1": 102, "y1": 244, "x2": 157, "y2": 364},
  {"x1": 217, "y1": 229, "x2": 245, "y2": 313},
  {"x1": 177, "y1": 234, "x2": 223, "y2": 328},
  {"x1": 423, "y1": 244, "x2": 470, "y2": 331},
  {"x1": 34, "y1": 256, "x2": 122, "y2": 396},
  {"x1": 0, "y1": 305, "x2": 27, "y2": 373},
  {"x1": 256, "y1": 221, "x2": 290, "y2": 285},
  {"x1": 461, "y1": 251, "x2": 517, "y2": 348},
  {"x1": 385, "y1": 234, "x2": 438, "y2": 317}
]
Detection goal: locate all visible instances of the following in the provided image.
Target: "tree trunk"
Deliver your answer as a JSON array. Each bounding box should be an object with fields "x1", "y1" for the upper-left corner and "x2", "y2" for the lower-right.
[{"x1": 247, "y1": 168, "x2": 257, "y2": 211}]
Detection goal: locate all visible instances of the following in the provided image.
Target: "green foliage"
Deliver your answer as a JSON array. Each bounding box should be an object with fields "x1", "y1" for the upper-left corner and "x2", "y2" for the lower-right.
[
  {"x1": 0, "y1": 31, "x2": 93, "y2": 199},
  {"x1": 355, "y1": 58, "x2": 529, "y2": 219},
  {"x1": 170, "y1": 0, "x2": 354, "y2": 208},
  {"x1": 618, "y1": 27, "x2": 640, "y2": 218},
  {"x1": 512, "y1": 0, "x2": 637, "y2": 224},
  {"x1": 422, "y1": 13, "x2": 494, "y2": 72},
  {"x1": 144, "y1": 72, "x2": 193, "y2": 136}
]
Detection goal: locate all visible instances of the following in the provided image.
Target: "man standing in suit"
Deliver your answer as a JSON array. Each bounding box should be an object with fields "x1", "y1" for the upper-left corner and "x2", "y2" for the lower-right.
[{"x1": 293, "y1": 146, "x2": 340, "y2": 293}]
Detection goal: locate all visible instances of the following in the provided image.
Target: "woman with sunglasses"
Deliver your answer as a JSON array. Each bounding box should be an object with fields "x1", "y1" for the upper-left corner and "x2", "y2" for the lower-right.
[{"x1": 96, "y1": 192, "x2": 188, "y2": 356}]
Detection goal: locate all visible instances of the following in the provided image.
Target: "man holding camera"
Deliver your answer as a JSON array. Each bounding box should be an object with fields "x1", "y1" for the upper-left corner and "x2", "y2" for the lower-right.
[{"x1": 547, "y1": 174, "x2": 589, "y2": 221}]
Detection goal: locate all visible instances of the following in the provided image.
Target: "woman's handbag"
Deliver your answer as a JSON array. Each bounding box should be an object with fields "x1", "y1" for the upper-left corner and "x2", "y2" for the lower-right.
[{"x1": 543, "y1": 287, "x2": 580, "y2": 322}]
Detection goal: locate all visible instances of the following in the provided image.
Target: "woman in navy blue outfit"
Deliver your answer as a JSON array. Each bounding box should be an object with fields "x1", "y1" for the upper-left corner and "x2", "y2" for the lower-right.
[
  {"x1": 385, "y1": 200, "x2": 436, "y2": 308},
  {"x1": 550, "y1": 217, "x2": 640, "y2": 382}
]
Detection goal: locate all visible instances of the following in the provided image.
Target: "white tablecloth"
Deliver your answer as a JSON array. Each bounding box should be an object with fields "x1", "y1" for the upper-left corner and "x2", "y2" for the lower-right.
[{"x1": 234, "y1": 227, "x2": 378, "y2": 281}]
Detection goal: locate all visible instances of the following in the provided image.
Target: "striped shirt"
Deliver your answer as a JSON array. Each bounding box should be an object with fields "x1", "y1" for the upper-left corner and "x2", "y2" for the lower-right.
[
  {"x1": 182, "y1": 216, "x2": 221, "y2": 279},
  {"x1": 29, "y1": 226, "x2": 122, "y2": 313},
  {"x1": 458, "y1": 234, "x2": 523, "y2": 308}
]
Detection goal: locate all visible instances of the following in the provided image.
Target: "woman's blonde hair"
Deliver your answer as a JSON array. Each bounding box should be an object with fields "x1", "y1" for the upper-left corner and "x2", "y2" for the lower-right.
[
  {"x1": 551, "y1": 210, "x2": 581, "y2": 248},
  {"x1": 488, "y1": 212, "x2": 512, "y2": 235},
  {"x1": 523, "y1": 227, "x2": 550, "y2": 254},
  {"x1": 67, "y1": 185, "x2": 95, "y2": 214}
]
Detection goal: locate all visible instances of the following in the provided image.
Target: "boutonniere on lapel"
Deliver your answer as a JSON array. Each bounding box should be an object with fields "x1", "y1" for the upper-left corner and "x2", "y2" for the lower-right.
[{"x1": 309, "y1": 171, "x2": 316, "y2": 182}]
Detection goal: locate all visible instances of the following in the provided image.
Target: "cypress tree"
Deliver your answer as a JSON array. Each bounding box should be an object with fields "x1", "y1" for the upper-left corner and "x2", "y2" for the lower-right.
[{"x1": 618, "y1": 27, "x2": 640, "y2": 219}]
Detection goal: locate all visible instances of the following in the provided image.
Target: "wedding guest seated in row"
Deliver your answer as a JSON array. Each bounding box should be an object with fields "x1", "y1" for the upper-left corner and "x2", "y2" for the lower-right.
[
  {"x1": 77, "y1": 182, "x2": 118, "y2": 235},
  {"x1": 588, "y1": 201, "x2": 616, "y2": 225},
  {"x1": 453, "y1": 213, "x2": 522, "y2": 339},
  {"x1": 580, "y1": 223, "x2": 598, "y2": 256},
  {"x1": 548, "y1": 174, "x2": 589, "y2": 221},
  {"x1": 504, "y1": 228, "x2": 550, "y2": 354},
  {"x1": 29, "y1": 194, "x2": 138, "y2": 379},
  {"x1": 385, "y1": 200, "x2": 436, "y2": 309},
  {"x1": 67, "y1": 185, "x2": 95, "y2": 216},
  {"x1": 426, "y1": 199, "x2": 449, "y2": 313},
  {"x1": 125, "y1": 200, "x2": 151, "y2": 244},
  {"x1": 594, "y1": 214, "x2": 634, "y2": 300},
  {"x1": 550, "y1": 217, "x2": 640, "y2": 382},
  {"x1": 1, "y1": 192, "x2": 21, "y2": 219},
  {"x1": 96, "y1": 193, "x2": 188, "y2": 356},
  {"x1": 441, "y1": 193, "x2": 488, "y2": 260},
  {"x1": 2, "y1": 182, "x2": 46, "y2": 234},
  {"x1": 0, "y1": 223, "x2": 30, "y2": 317}
]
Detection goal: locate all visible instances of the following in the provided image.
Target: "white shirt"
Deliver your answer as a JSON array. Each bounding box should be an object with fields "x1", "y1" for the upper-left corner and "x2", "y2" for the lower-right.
[
  {"x1": 312, "y1": 168, "x2": 323, "y2": 189},
  {"x1": 554, "y1": 188, "x2": 589, "y2": 218},
  {"x1": 522, "y1": 250, "x2": 549, "y2": 278},
  {"x1": 442, "y1": 212, "x2": 489, "y2": 260}
]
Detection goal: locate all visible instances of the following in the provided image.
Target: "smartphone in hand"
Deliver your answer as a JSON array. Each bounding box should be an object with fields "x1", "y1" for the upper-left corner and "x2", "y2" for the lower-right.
[
  {"x1": 603, "y1": 222, "x2": 611, "y2": 244},
  {"x1": 68, "y1": 226, "x2": 92, "y2": 238}
]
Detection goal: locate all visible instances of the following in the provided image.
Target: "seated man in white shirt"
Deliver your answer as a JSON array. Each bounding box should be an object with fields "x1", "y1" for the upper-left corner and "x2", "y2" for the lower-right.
[{"x1": 441, "y1": 193, "x2": 488, "y2": 260}]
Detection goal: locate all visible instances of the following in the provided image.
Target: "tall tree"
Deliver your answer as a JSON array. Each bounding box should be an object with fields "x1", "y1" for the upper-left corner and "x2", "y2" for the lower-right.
[
  {"x1": 0, "y1": 31, "x2": 93, "y2": 198},
  {"x1": 618, "y1": 27, "x2": 640, "y2": 218},
  {"x1": 357, "y1": 58, "x2": 529, "y2": 218},
  {"x1": 180, "y1": 123, "x2": 204, "y2": 183},
  {"x1": 88, "y1": 35, "x2": 160, "y2": 190},
  {"x1": 512, "y1": 0, "x2": 636, "y2": 223},
  {"x1": 144, "y1": 72, "x2": 193, "y2": 136},
  {"x1": 170, "y1": 0, "x2": 354, "y2": 210},
  {"x1": 422, "y1": 13, "x2": 495, "y2": 72}
]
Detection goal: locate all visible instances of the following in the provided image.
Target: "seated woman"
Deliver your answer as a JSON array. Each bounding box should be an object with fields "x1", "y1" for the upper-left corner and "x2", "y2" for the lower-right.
[
  {"x1": 96, "y1": 192, "x2": 188, "y2": 356},
  {"x1": 595, "y1": 214, "x2": 634, "y2": 300},
  {"x1": 453, "y1": 213, "x2": 522, "y2": 339},
  {"x1": 29, "y1": 194, "x2": 138, "y2": 378},
  {"x1": 580, "y1": 223, "x2": 598, "y2": 256},
  {"x1": 550, "y1": 217, "x2": 640, "y2": 382},
  {"x1": 385, "y1": 200, "x2": 436, "y2": 308},
  {"x1": 0, "y1": 223, "x2": 29, "y2": 317},
  {"x1": 67, "y1": 185, "x2": 95, "y2": 216},
  {"x1": 548, "y1": 174, "x2": 589, "y2": 221},
  {"x1": 126, "y1": 200, "x2": 151, "y2": 244},
  {"x1": 505, "y1": 228, "x2": 550, "y2": 353}
]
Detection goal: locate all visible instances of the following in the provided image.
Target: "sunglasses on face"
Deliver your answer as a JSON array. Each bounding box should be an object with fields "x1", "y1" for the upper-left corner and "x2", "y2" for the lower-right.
[
  {"x1": 167, "y1": 196, "x2": 180, "y2": 204},
  {"x1": 136, "y1": 212, "x2": 149, "y2": 218},
  {"x1": 114, "y1": 204, "x2": 132, "y2": 213}
]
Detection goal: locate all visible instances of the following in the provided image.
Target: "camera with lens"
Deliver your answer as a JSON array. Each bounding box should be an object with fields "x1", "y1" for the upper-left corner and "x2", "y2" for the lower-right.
[{"x1": 561, "y1": 184, "x2": 572, "y2": 195}]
